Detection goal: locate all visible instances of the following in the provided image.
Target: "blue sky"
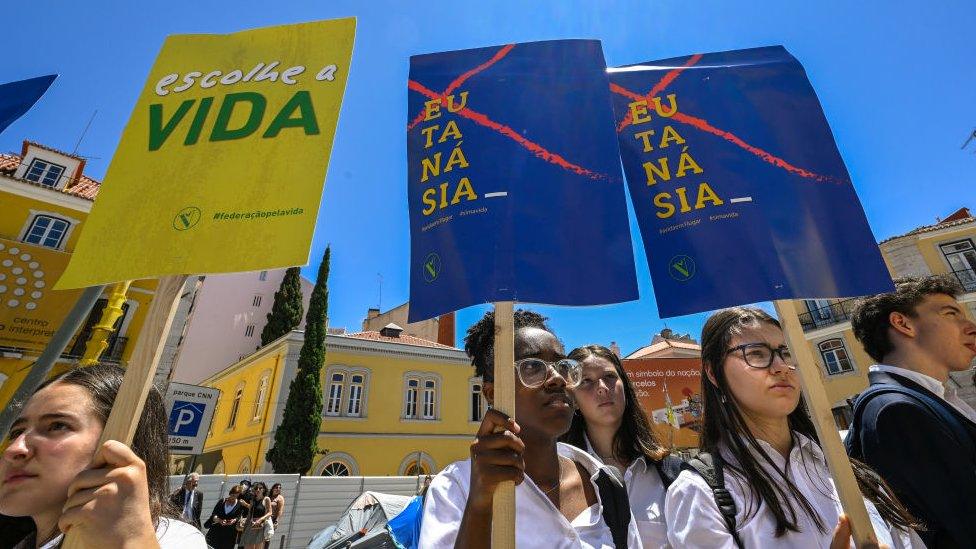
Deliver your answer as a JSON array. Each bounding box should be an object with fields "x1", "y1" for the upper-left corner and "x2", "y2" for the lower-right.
[{"x1": 4, "y1": 0, "x2": 974, "y2": 355}]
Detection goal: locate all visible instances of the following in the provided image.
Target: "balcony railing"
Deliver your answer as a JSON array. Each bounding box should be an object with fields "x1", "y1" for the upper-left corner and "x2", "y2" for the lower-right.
[
  {"x1": 950, "y1": 268, "x2": 976, "y2": 292},
  {"x1": 798, "y1": 298, "x2": 859, "y2": 332}
]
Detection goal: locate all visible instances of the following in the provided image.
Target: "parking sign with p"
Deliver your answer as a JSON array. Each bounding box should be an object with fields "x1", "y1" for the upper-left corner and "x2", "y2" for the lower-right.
[{"x1": 164, "y1": 383, "x2": 220, "y2": 455}]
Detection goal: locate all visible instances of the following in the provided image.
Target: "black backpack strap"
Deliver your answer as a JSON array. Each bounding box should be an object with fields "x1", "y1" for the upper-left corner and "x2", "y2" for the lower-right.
[
  {"x1": 683, "y1": 453, "x2": 744, "y2": 549},
  {"x1": 593, "y1": 466, "x2": 631, "y2": 548},
  {"x1": 654, "y1": 454, "x2": 685, "y2": 488}
]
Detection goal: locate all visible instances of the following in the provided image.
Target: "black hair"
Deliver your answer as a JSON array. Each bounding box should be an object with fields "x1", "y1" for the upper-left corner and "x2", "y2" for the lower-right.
[
  {"x1": 560, "y1": 345, "x2": 668, "y2": 463},
  {"x1": 851, "y1": 275, "x2": 964, "y2": 362},
  {"x1": 700, "y1": 307, "x2": 919, "y2": 537},
  {"x1": 463, "y1": 309, "x2": 552, "y2": 381}
]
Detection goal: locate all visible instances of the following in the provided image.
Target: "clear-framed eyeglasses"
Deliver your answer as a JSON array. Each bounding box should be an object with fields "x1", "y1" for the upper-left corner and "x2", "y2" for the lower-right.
[
  {"x1": 726, "y1": 343, "x2": 796, "y2": 370},
  {"x1": 514, "y1": 358, "x2": 582, "y2": 388}
]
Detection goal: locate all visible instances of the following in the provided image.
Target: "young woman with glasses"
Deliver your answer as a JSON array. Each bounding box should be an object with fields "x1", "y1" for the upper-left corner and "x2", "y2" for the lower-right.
[
  {"x1": 419, "y1": 309, "x2": 641, "y2": 548},
  {"x1": 664, "y1": 306, "x2": 924, "y2": 548},
  {"x1": 560, "y1": 345, "x2": 672, "y2": 548}
]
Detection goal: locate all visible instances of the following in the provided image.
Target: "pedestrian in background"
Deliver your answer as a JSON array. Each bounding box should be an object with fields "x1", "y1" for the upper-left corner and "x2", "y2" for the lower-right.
[
  {"x1": 241, "y1": 481, "x2": 273, "y2": 549},
  {"x1": 170, "y1": 471, "x2": 203, "y2": 528},
  {"x1": 265, "y1": 482, "x2": 285, "y2": 549},
  {"x1": 205, "y1": 484, "x2": 246, "y2": 549}
]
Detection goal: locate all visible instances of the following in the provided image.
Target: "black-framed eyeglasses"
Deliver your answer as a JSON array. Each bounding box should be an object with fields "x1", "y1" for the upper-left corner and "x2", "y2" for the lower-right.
[
  {"x1": 514, "y1": 358, "x2": 582, "y2": 388},
  {"x1": 726, "y1": 343, "x2": 796, "y2": 370}
]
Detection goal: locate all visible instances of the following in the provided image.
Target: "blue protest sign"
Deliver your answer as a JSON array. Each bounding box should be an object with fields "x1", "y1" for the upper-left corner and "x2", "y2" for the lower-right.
[
  {"x1": 0, "y1": 75, "x2": 57, "y2": 135},
  {"x1": 407, "y1": 40, "x2": 638, "y2": 322},
  {"x1": 609, "y1": 46, "x2": 893, "y2": 318}
]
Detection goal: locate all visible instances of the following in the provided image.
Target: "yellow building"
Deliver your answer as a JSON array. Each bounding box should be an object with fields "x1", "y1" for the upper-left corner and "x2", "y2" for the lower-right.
[
  {"x1": 0, "y1": 140, "x2": 157, "y2": 408},
  {"x1": 191, "y1": 324, "x2": 481, "y2": 476},
  {"x1": 784, "y1": 207, "x2": 976, "y2": 428}
]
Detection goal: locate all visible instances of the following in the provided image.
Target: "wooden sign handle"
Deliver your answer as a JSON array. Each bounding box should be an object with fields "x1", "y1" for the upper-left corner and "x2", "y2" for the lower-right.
[
  {"x1": 773, "y1": 300, "x2": 878, "y2": 548},
  {"x1": 491, "y1": 301, "x2": 516, "y2": 549},
  {"x1": 62, "y1": 274, "x2": 188, "y2": 548}
]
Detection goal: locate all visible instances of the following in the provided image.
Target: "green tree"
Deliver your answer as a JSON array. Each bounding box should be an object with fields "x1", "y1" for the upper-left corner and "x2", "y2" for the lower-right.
[
  {"x1": 260, "y1": 267, "x2": 304, "y2": 346},
  {"x1": 266, "y1": 247, "x2": 330, "y2": 474}
]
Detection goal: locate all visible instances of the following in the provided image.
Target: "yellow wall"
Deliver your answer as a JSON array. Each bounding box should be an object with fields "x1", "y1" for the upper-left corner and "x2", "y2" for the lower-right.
[
  {"x1": 197, "y1": 332, "x2": 477, "y2": 476},
  {"x1": 0, "y1": 181, "x2": 156, "y2": 410}
]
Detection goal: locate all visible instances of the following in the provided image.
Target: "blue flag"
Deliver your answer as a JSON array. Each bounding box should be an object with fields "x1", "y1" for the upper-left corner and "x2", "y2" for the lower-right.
[
  {"x1": 0, "y1": 75, "x2": 57, "y2": 135},
  {"x1": 407, "y1": 40, "x2": 638, "y2": 322},
  {"x1": 609, "y1": 46, "x2": 893, "y2": 317}
]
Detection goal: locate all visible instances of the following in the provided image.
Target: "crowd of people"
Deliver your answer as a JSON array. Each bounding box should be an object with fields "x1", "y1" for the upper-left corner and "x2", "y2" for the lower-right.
[
  {"x1": 0, "y1": 274, "x2": 973, "y2": 548},
  {"x1": 420, "y1": 275, "x2": 975, "y2": 548}
]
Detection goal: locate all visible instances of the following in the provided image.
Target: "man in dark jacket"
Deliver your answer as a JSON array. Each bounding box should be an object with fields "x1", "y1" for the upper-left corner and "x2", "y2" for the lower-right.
[
  {"x1": 847, "y1": 275, "x2": 976, "y2": 548},
  {"x1": 169, "y1": 472, "x2": 204, "y2": 529}
]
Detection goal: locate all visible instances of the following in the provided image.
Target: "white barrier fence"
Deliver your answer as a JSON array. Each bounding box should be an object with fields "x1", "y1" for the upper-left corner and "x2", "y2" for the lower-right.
[{"x1": 168, "y1": 474, "x2": 427, "y2": 548}]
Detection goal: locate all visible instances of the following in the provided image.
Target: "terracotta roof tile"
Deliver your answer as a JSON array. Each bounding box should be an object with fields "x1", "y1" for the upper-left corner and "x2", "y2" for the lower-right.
[
  {"x1": 0, "y1": 152, "x2": 100, "y2": 200},
  {"x1": 880, "y1": 214, "x2": 975, "y2": 244},
  {"x1": 339, "y1": 330, "x2": 459, "y2": 350}
]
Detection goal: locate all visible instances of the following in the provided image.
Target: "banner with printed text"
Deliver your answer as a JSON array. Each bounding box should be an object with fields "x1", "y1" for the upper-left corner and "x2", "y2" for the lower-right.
[
  {"x1": 609, "y1": 46, "x2": 893, "y2": 317},
  {"x1": 0, "y1": 75, "x2": 57, "y2": 135},
  {"x1": 56, "y1": 19, "x2": 355, "y2": 289},
  {"x1": 407, "y1": 40, "x2": 638, "y2": 322},
  {"x1": 622, "y1": 357, "x2": 702, "y2": 449},
  {"x1": 0, "y1": 238, "x2": 82, "y2": 351}
]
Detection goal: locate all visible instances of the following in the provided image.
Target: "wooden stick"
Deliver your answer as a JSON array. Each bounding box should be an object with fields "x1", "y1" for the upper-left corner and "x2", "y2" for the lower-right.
[
  {"x1": 491, "y1": 301, "x2": 516, "y2": 549},
  {"x1": 62, "y1": 274, "x2": 188, "y2": 548},
  {"x1": 773, "y1": 300, "x2": 877, "y2": 547}
]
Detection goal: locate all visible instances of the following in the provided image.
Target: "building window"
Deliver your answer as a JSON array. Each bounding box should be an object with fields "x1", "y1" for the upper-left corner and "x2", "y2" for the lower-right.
[
  {"x1": 227, "y1": 385, "x2": 244, "y2": 429},
  {"x1": 819, "y1": 338, "x2": 855, "y2": 375},
  {"x1": 326, "y1": 372, "x2": 345, "y2": 416},
  {"x1": 25, "y1": 158, "x2": 66, "y2": 187},
  {"x1": 422, "y1": 380, "x2": 436, "y2": 419},
  {"x1": 252, "y1": 295, "x2": 263, "y2": 307},
  {"x1": 347, "y1": 374, "x2": 364, "y2": 417},
  {"x1": 238, "y1": 457, "x2": 251, "y2": 474},
  {"x1": 404, "y1": 373, "x2": 440, "y2": 420},
  {"x1": 470, "y1": 380, "x2": 486, "y2": 422},
  {"x1": 320, "y1": 461, "x2": 350, "y2": 476},
  {"x1": 23, "y1": 215, "x2": 70, "y2": 249},
  {"x1": 404, "y1": 379, "x2": 419, "y2": 419},
  {"x1": 252, "y1": 373, "x2": 270, "y2": 420},
  {"x1": 244, "y1": 324, "x2": 255, "y2": 337},
  {"x1": 940, "y1": 239, "x2": 976, "y2": 291},
  {"x1": 259, "y1": 270, "x2": 268, "y2": 281}
]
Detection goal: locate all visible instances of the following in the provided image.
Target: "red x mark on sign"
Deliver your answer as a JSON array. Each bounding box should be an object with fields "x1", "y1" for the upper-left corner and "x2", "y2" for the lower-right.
[
  {"x1": 407, "y1": 44, "x2": 612, "y2": 182},
  {"x1": 610, "y1": 54, "x2": 843, "y2": 184}
]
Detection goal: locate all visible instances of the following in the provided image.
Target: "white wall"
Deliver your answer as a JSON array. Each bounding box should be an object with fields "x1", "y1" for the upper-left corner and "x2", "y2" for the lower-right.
[
  {"x1": 170, "y1": 271, "x2": 313, "y2": 384},
  {"x1": 168, "y1": 474, "x2": 424, "y2": 548}
]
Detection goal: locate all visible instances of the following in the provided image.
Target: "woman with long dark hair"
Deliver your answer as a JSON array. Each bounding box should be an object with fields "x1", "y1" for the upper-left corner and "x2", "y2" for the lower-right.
[
  {"x1": 0, "y1": 364, "x2": 206, "y2": 548},
  {"x1": 664, "y1": 306, "x2": 924, "y2": 548},
  {"x1": 561, "y1": 344, "x2": 671, "y2": 548},
  {"x1": 241, "y1": 481, "x2": 273, "y2": 549},
  {"x1": 419, "y1": 309, "x2": 641, "y2": 548}
]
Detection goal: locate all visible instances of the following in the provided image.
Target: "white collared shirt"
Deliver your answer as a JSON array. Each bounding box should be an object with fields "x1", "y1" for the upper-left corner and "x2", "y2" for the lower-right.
[
  {"x1": 583, "y1": 435, "x2": 669, "y2": 548},
  {"x1": 664, "y1": 433, "x2": 924, "y2": 549},
  {"x1": 419, "y1": 442, "x2": 643, "y2": 548},
  {"x1": 37, "y1": 517, "x2": 207, "y2": 549},
  {"x1": 871, "y1": 364, "x2": 976, "y2": 425}
]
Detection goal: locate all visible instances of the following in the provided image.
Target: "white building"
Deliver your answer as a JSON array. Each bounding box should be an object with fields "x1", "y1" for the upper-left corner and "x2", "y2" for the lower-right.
[{"x1": 166, "y1": 270, "x2": 313, "y2": 384}]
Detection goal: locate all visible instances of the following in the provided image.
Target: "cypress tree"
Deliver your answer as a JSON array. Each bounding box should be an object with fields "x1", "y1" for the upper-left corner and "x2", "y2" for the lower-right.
[
  {"x1": 266, "y1": 247, "x2": 330, "y2": 474},
  {"x1": 260, "y1": 266, "x2": 304, "y2": 346}
]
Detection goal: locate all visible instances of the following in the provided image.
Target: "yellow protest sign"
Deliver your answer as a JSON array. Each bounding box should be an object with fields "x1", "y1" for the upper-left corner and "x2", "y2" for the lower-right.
[{"x1": 56, "y1": 18, "x2": 355, "y2": 289}]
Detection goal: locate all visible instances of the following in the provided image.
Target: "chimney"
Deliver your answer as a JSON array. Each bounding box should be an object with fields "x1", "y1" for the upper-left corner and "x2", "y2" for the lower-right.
[
  {"x1": 380, "y1": 323, "x2": 404, "y2": 338},
  {"x1": 609, "y1": 341, "x2": 621, "y2": 357},
  {"x1": 437, "y1": 312, "x2": 456, "y2": 347},
  {"x1": 362, "y1": 307, "x2": 381, "y2": 330}
]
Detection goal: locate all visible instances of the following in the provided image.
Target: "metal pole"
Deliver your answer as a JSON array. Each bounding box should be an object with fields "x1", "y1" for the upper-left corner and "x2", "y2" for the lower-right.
[{"x1": 0, "y1": 285, "x2": 104, "y2": 436}]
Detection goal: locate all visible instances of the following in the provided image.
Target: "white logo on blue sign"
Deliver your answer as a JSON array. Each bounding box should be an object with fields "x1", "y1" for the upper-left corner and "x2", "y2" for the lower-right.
[{"x1": 169, "y1": 400, "x2": 205, "y2": 436}]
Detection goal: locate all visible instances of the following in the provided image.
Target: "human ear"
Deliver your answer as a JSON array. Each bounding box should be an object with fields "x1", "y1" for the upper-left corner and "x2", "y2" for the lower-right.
[
  {"x1": 889, "y1": 311, "x2": 915, "y2": 338},
  {"x1": 704, "y1": 363, "x2": 719, "y2": 388}
]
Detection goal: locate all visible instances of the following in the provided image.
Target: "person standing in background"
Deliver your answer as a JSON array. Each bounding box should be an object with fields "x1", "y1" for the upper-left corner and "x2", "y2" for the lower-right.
[
  {"x1": 170, "y1": 472, "x2": 204, "y2": 529},
  {"x1": 264, "y1": 483, "x2": 285, "y2": 549}
]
